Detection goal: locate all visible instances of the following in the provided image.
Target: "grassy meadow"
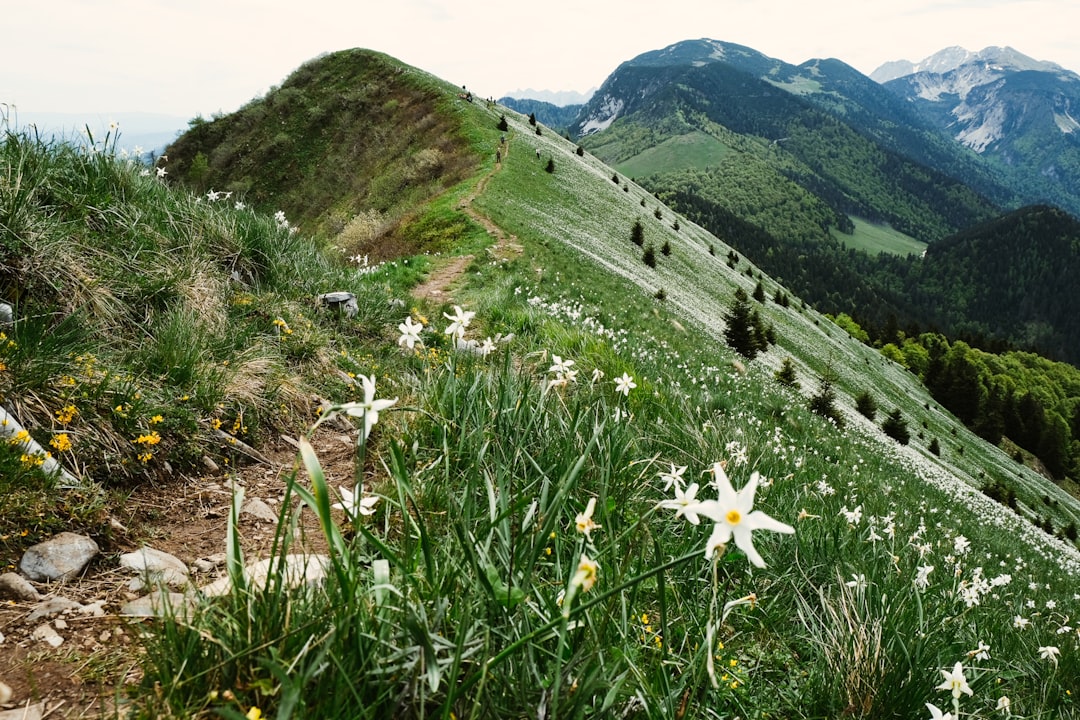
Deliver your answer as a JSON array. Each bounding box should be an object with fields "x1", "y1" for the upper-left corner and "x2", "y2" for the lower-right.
[
  {"x1": 2, "y1": 73, "x2": 1079, "y2": 719},
  {"x1": 833, "y1": 217, "x2": 928, "y2": 256}
]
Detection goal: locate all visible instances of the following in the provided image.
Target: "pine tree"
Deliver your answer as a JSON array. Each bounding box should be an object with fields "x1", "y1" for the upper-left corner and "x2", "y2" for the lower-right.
[
  {"x1": 724, "y1": 288, "x2": 760, "y2": 360},
  {"x1": 855, "y1": 390, "x2": 878, "y2": 420},
  {"x1": 642, "y1": 245, "x2": 657, "y2": 268},
  {"x1": 753, "y1": 281, "x2": 766, "y2": 303},
  {"x1": 630, "y1": 219, "x2": 645, "y2": 247},
  {"x1": 497, "y1": 115, "x2": 509, "y2": 132},
  {"x1": 528, "y1": 112, "x2": 537, "y2": 126},
  {"x1": 576, "y1": 145, "x2": 584, "y2": 156},
  {"x1": 545, "y1": 158, "x2": 554, "y2": 173},
  {"x1": 882, "y1": 408, "x2": 910, "y2": 445},
  {"x1": 775, "y1": 358, "x2": 800, "y2": 389},
  {"x1": 661, "y1": 240, "x2": 672, "y2": 256},
  {"x1": 809, "y1": 373, "x2": 844, "y2": 428}
]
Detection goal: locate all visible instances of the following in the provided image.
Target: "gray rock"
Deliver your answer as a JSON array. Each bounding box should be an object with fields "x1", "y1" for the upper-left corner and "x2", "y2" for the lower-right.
[
  {"x1": 119, "y1": 547, "x2": 190, "y2": 589},
  {"x1": 241, "y1": 498, "x2": 278, "y2": 523},
  {"x1": 119, "y1": 591, "x2": 196, "y2": 619},
  {"x1": 0, "y1": 704, "x2": 43, "y2": 720},
  {"x1": 0, "y1": 302, "x2": 11, "y2": 324},
  {"x1": 31, "y1": 623, "x2": 63, "y2": 648},
  {"x1": 26, "y1": 596, "x2": 83, "y2": 623},
  {"x1": 0, "y1": 679, "x2": 10, "y2": 704},
  {"x1": 317, "y1": 292, "x2": 358, "y2": 318},
  {"x1": 192, "y1": 553, "x2": 226, "y2": 574},
  {"x1": 19, "y1": 533, "x2": 99, "y2": 582},
  {"x1": 0, "y1": 572, "x2": 41, "y2": 601},
  {"x1": 200, "y1": 554, "x2": 329, "y2": 597}
]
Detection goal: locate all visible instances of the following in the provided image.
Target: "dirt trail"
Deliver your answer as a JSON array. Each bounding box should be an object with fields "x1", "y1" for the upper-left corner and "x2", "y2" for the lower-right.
[
  {"x1": 410, "y1": 134, "x2": 523, "y2": 303},
  {"x1": 0, "y1": 123, "x2": 529, "y2": 720}
]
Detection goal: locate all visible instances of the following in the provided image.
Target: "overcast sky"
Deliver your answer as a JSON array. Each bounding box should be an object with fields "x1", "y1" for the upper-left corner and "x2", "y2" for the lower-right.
[{"x1": 5, "y1": 0, "x2": 1079, "y2": 120}]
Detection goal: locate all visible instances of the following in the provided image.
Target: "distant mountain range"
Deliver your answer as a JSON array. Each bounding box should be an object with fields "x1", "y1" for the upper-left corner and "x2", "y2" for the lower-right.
[
  {"x1": 505, "y1": 40, "x2": 1080, "y2": 221},
  {"x1": 531, "y1": 38, "x2": 1080, "y2": 364},
  {"x1": 11, "y1": 111, "x2": 188, "y2": 157},
  {"x1": 875, "y1": 46, "x2": 1080, "y2": 205},
  {"x1": 500, "y1": 88, "x2": 595, "y2": 106}
]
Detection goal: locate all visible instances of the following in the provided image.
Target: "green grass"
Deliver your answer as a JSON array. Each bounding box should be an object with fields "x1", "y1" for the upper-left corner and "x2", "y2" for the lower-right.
[
  {"x1": 7, "y1": 76, "x2": 1080, "y2": 719},
  {"x1": 833, "y1": 216, "x2": 928, "y2": 256},
  {"x1": 615, "y1": 131, "x2": 732, "y2": 178}
]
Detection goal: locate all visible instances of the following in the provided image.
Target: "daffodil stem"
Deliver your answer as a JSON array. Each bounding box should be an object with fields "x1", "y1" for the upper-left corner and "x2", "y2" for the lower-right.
[{"x1": 444, "y1": 548, "x2": 701, "y2": 709}]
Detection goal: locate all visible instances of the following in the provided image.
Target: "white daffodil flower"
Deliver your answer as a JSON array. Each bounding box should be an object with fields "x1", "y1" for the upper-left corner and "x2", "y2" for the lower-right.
[
  {"x1": 925, "y1": 703, "x2": 954, "y2": 720},
  {"x1": 339, "y1": 374, "x2": 398, "y2": 439},
  {"x1": 332, "y1": 484, "x2": 379, "y2": 518},
  {"x1": 575, "y1": 497, "x2": 601, "y2": 538},
  {"x1": 688, "y1": 464, "x2": 795, "y2": 568},
  {"x1": 935, "y1": 661, "x2": 973, "y2": 699},
  {"x1": 443, "y1": 305, "x2": 475, "y2": 339},
  {"x1": 397, "y1": 316, "x2": 424, "y2": 349},
  {"x1": 614, "y1": 372, "x2": 636, "y2": 396}
]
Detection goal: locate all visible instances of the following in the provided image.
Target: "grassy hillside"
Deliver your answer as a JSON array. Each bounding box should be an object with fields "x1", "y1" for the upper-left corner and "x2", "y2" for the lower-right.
[
  {"x1": 4, "y1": 51, "x2": 1080, "y2": 718},
  {"x1": 835, "y1": 217, "x2": 927, "y2": 256}
]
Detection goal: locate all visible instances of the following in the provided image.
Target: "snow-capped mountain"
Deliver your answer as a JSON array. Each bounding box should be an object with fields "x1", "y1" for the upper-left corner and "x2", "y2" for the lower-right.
[
  {"x1": 876, "y1": 47, "x2": 1080, "y2": 199},
  {"x1": 872, "y1": 46, "x2": 1064, "y2": 84}
]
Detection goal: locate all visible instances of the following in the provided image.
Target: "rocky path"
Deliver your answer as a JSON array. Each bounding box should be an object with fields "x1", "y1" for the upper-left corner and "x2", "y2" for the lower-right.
[{"x1": 410, "y1": 133, "x2": 523, "y2": 303}]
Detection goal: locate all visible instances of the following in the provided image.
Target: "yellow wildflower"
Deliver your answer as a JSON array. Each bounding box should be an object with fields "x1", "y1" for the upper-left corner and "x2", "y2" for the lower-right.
[{"x1": 50, "y1": 434, "x2": 72, "y2": 452}]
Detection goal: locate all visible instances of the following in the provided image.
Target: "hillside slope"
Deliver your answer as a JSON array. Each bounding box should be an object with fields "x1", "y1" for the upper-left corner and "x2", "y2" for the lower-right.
[
  {"x1": 6, "y1": 48, "x2": 1080, "y2": 718},
  {"x1": 165, "y1": 49, "x2": 483, "y2": 250}
]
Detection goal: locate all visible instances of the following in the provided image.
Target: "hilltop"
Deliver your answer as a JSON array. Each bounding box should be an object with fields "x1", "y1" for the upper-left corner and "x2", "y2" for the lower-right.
[{"x1": 2, "y1": 49, "x2": 1079, "y2": 718}]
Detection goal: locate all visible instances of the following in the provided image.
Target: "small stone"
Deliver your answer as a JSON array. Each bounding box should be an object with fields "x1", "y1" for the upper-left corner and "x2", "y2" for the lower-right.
[
  {"x1": 119, "y1": 547, "x2": 189, "y2": 589},
  {"x1": 19, "y1": 532, "x2": 99, "y2": 582},
  {"x1": 98, "y1": 630, "x2": 111, "y2": 642},
  {"x1": 317, "y1": 291, "x2": 358, "y2": 317},
  {"x1": 31, "y1": 623, "x2": 64, "y2": 648},
  {"x1": 200, "y1": 554, "x2": 330, "y2": 597},
  {"x1": 27, "y1": 596, "x2": 82, "y2": 623},
  {"x1": 119, "y1": 591, "x2": 195, "y2": 619},
  {"x1": 79, "y1": 600, "x2": 106, "y2": 617},
  {"x1": 0, "y1": 572, "x2": 41, "y2": 601},
  {"x1": 0, "y1": 679, "x2": 10, "y2": 704},
  {"x1": 241, "y1": 498, "x2": 278, "y2": 523},
  {"x1": 53, "y1": 618, "x2": 68, "y2": 630},
  {"x1": 0, "y1": 703, "x2": 43, "y2": 720}
]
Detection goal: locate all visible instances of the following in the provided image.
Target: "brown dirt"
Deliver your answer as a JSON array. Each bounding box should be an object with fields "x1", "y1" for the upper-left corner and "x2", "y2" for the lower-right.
[
  {"x1": 0, "y1": 428, "x2": 359, "y2": 718},
  {"x1": 410, "y1": 134, "x2": 523, "y2": 304},
  {"x1": 0, "y1": 124, "x2": 528, "y2": 720}
]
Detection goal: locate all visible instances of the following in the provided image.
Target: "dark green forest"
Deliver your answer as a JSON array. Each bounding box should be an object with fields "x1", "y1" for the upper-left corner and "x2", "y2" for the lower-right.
[{"x1": 675, "y1": 194, "x2": 1080, "y2": 483}]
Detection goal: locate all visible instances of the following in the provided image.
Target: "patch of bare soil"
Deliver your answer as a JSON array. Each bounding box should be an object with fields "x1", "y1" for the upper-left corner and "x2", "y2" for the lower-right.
[
  {"x1": 0, "y1": 428, "x2": 361, "y2": 718},
  {"x1": 410, "y1": 134, "x2": 523, "y2": 304}
]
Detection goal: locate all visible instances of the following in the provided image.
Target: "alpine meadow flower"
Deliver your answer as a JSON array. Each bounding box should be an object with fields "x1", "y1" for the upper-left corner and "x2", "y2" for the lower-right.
[
  {"x1": 936, "y1": 661, "x2": 973, "y2": 699},
  {"x1": 332, "y1": 484, "x2": 379, "y2": 518},
  {"x1": 549, "y1": 355, "x2": 575, "y2": 376},
  {"x1": 1038, "y1": 645, "x2": 1061, "y2": 665},
  {"x1": 338, "y1": 375, "x2": 398, "y2": 439},
  {"x1": 659, "y1": 481, "x2": 704, "y2": 525},
  {"x1": 443, "y1": 305, "x2": 475, "y2": 339},
  {"x1": 614, "y1": 372, "x2": 636, "y2": 396},
  {"x1": 575, "y1": 497, "x2": 601, "y2": 538},
  {"x1": 915, "y1": 564, "x2": 934, "y2": 590},
  {"x1": 673, "y1": 463, "x2": 794, "y2": 568},
  {"x1": 397, "y1": 316, "x2": 424, "y2": 349},
  {"x1": 925, "y1": 703, "x2": 954, "y2": 720},
  {"x1": 571, "y1": 554, "x2": 598, "y2": 593},
  {"x1": 659, "y1": 463, "x2": 687, "y2": 492}
]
